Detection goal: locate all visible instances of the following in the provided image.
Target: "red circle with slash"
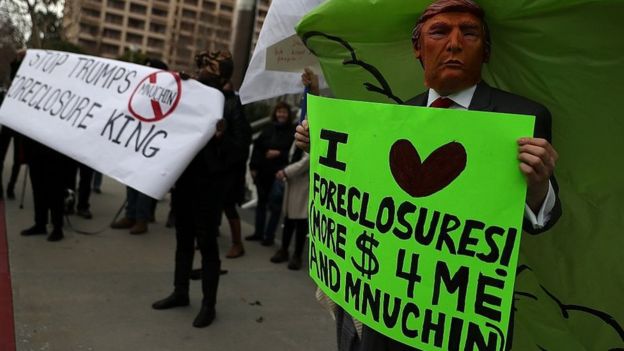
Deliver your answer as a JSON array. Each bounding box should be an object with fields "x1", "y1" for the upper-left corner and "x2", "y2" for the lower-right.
[{"x1": 128, "y1": 71, "x2": 182, "y2": 123}]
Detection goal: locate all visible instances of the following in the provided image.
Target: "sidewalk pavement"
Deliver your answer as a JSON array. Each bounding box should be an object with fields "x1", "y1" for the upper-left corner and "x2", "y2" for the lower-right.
[{"x1": 2, "y1": 168, "x2": 335, "y2": 351}]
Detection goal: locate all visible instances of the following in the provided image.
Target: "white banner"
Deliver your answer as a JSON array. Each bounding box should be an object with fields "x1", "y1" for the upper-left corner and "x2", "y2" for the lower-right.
[
  {"x1": 0, "y1": 50, "x2": 224, "y2": 199},
  {"x1": 239, "y1": 0, "x2": 326, "y2": 104}
]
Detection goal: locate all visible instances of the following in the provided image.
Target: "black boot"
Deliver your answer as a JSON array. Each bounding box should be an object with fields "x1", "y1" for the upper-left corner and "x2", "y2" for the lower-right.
[
  {"x1": 21, "y1": 225, "x2": 47, "y2": 236},
  {"x1": 193, "y1": 304, "x2": 216, "y2": 328},
  {"x1": 152, "y1": 291, "x2": 190, "y2": 310},
  {"x1": 47, "y1": 228, "x2": 64, "y2": 242},
  {"x1": 194, "y1": 259, "x2": 220, "y2": 327}
]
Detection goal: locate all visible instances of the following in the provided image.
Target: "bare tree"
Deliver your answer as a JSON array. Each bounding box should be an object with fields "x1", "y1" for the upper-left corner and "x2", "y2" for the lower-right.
[
  {"x1": 2, "y1": 0, "x2": 61, "y2": 48},
  {"x1": 0, "y1": 2, "x2": 26, "y2": 86}
]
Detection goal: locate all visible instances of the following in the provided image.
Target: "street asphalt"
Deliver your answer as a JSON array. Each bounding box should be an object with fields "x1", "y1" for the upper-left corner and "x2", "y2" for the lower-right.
[{"x1": 3, "y1": 163, "x2": 335, "y2": 351}]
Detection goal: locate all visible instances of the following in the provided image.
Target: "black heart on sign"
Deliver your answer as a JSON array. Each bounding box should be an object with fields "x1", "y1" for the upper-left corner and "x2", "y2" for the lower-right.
[{"x1": 389, "y1": 139, "x2": 467, "y2": 197}]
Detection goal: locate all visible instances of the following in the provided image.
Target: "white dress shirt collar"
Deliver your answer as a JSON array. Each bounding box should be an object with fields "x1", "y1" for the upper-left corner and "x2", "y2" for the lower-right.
[{"x1": 427, "y1": 84, "x2": 478, "y2": 109}]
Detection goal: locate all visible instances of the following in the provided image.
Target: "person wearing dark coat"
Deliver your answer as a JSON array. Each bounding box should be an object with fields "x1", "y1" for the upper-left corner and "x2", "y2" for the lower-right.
[
  {"x1": 152, "y1": 50, "x2": 252, "y2": 328},
  {"x1": 245, "y1": 102, "x2": 296, "y2": 246},
  {"x1": 294, "y1": 1, "x2": 562, "y2": 349},
  {"x1": 0, "y1": 49, "x2": 27, "y2": 200}
]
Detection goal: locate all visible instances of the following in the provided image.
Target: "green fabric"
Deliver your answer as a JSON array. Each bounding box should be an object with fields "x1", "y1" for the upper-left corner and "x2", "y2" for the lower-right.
[
  {"x1": 308, "y1": 94, "x2": 533, "y2": 349},
  {"x1": 297, "y1": 1, "x2": 624, "y2": 349}
]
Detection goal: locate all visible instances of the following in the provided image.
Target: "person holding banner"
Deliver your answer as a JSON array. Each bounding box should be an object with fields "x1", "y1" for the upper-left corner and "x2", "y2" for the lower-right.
[
  {"x1": 152, "y1": 50, "x2": 252, "y2": 328},
  {"x1": 295, "y1": 0, "x2": 562, "y2": 349}
]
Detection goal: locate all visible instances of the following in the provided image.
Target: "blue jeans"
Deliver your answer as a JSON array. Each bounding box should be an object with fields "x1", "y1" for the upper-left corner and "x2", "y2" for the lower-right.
[{"x1": 125, "y1": 187, "x2": 154, "y2": 221}]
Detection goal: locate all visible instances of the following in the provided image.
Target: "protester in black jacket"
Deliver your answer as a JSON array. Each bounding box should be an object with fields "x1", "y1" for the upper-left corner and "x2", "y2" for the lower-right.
[
  {"x1": 152, "y1": 50, "x2": 252, "y2": 328},
  {"x1": 246, "y1": 102, "x2": 295, "y2": 246}
]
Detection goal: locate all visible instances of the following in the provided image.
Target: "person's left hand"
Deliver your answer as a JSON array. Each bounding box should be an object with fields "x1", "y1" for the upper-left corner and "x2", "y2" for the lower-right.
[
  {"x1": 518, "y1": 137, "x2": 558, "y2": 212},
  {"x1": 275, "y1": 169, "x2": 287, "y2": 181}
]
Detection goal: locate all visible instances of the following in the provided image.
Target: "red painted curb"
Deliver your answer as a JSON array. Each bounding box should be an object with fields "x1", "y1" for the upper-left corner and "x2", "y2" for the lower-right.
[{"x1": 0, "y1": 200, "x2": 16, "y2": 351}]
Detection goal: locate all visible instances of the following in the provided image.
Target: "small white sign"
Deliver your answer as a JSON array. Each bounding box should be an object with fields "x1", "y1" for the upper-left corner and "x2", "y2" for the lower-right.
[
  {"x1": 0, "y1": 49, "x2": 224, "y2": 199},
  {"x1": 265, "y1": 34, "x2": 320, "y2": 73}
]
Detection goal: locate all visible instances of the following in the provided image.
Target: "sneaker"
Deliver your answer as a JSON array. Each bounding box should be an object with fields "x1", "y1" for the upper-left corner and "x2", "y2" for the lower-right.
[
  {"x1": 21, "y1": 225, "x2": 47, "y2": 236},
  {"x1": 270, "y1": 249, "x2": 289, "y2": 263},
  {"x1": 93, "y1": 188, "x2": 102, "y2": 194},
  {"x1": 76, "y1": 208, "x2": 93, "y2": 219},
  {"x1": 111, "y1": 217, "x2": 135, "y2": 229},
  {"x1": 261, "y1": 238, "x2": 274, "y2": 246}
]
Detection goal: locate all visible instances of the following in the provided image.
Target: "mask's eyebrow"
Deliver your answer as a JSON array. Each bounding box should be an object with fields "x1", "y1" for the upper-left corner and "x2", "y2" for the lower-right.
[
  {"x1": 459, "y1": 22, "x2": 481, "y2": 31},
  {"x1": 427, "y1": 22, "x2": 450, "y2": 31}
]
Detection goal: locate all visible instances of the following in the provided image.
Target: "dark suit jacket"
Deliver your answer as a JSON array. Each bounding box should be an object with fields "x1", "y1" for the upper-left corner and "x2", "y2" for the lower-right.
[{"x1": 344, "y1": 81, "x2": 562, "y2": 351}]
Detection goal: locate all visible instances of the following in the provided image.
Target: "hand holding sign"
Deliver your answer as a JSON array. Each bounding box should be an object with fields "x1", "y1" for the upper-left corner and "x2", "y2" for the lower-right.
[{"x1": 517, "y1": 137, "x2": 558, "y2": 212}]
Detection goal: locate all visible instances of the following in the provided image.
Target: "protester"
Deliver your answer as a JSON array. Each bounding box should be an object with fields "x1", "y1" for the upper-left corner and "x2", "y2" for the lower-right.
[
  {"x1": 7, "y1": 49, "x2": 68, "y2": 242},
  {"x1": 110, "y1": 58, "x2": 168, "y2": 234},
  {"x1": 269, "y1": 142, "x2": 310, "y2": 270},
  {"x1": 217, "y1": 81, "x2": 251, "y2": 259},
  {"x1": 246, "y1": 101, "x2": 295, "y2": 246},
  {"x1": 0, "y1": 125, "x2": 23, "y2": 200},
  {"x1": 152, "y1": 50, "x2": 252, "y2": 328},
  {"x1": 269, "y1": 69, "x2": 317, "y2": 270},
  {"x1": 0, "y1": 50, "x2": 27, "y2": 200},
  {"x1": 295, "y1": 0, "x2": 562, "y2": 349}
]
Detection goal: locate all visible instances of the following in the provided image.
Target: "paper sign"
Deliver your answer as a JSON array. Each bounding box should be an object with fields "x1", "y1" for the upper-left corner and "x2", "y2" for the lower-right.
[
  {"x1": 265, "y1": 34, "x2": 320, "y2": 73},
  {"x1": 307, "y1": 95, "x2": 534, "y2": 350},
  {"x1": 0, "y1": 49, "x2": 224, "y2": 199}
]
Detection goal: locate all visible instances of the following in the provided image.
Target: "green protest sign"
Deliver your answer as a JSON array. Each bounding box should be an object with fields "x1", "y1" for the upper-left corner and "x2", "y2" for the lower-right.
[
  {"x1": 297, "y1": 2, "x2": 624, "y2": 348},
  {"x1": 307, "y1": 95, "x2": 534, "y2": 350}
]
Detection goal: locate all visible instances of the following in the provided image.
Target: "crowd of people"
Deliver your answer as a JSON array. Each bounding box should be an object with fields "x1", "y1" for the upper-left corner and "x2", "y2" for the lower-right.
[{"x1": 1, "y1": 46, "x2": 314, "y2": 329}]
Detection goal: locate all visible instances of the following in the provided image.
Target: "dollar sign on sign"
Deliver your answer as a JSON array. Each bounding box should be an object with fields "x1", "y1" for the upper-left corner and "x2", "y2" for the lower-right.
[{"x1": 351, "y1": 231, "x2": 380, "y2": 279}]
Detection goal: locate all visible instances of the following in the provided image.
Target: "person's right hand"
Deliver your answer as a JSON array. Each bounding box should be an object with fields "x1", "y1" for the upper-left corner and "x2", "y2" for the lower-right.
[{"x1": 295, "y1": 119, "x2": 310, "y2": 153}]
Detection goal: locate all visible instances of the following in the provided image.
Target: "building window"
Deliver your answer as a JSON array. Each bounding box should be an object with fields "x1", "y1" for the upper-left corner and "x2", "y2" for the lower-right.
[
  {"x1": 216, "y1": 29, "x2": 229, "y2": 40},
  {"x1": 148, "y1": 37, "x2": 164, "y2": 48},
  {"x1": 83, "y1": 8, "x2": 100, "y2": 18},
  {"x1": 80, "y1": 23, "x2": 99, "y2": 36},
  {"x1": 203, "y1": 0, "x2": 216, "y2": 11},
  {"x1": 217, "y1": 17, "x2": 230, "y2": 27},
  {"x1": 184, "y1": 0, "x2": 198, "y2": 6},
  {"x1": 130, "y1": 3, "x2": 146, "y2": 14},
  {"x1": 128, "y1": 17, "x2": 146, "y2": 30},
  {"x1": 102, "y1": 43, "x2": 120, "y2": 55},
  {"x1": 102, "y1": 28, "x2": 121, "y2": 39},
  {"x1": 182, "y1": 9, "x2": 196, "y2": 19},
  {"x1": 178, "y1": 35, "x2": 192, "y2": 46},
  {"x1": 78, "y1": 39, "x2": 97, "y2": 51},
  {"x1": 126, "y1": 33, "x2": 143, "y2": 44},
  {"x1": 220, "y1": 4, "x2": 232, "y2": 12},
  {"x1": 151, "y1": 7, "x2": 167, "y2": 17},
  {"x1": 200, "y1": 12, "x2": 214, "y2": 22},
  {"x1": 108, "y1": 0, "x2": 125, "y2": 10},
  {"x1": 105, "y1": 13, "x2": 123, "y2": 24},
  {"x1": 149, "y1": 23, "x2": 166, "y2": 33},
  {"x1": 180, "y1": 21, "x2": 195, "y2": 32}
]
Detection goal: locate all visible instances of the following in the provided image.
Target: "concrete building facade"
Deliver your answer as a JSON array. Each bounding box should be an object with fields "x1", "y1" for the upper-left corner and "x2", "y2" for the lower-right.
[{"x1": 63, "y1": 0, "x2": 237, "y2": 72}]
